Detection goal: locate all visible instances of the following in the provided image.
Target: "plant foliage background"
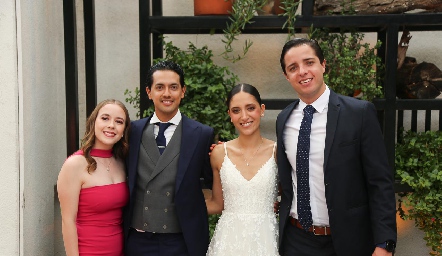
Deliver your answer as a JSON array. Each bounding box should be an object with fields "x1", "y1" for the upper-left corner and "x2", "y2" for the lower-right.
[
  {"x1": 396, "y1": 130, "x2": 442, "y2": 255},
  {"x1": 310, "y1": 28, "x2": 384, "y2": 102}
]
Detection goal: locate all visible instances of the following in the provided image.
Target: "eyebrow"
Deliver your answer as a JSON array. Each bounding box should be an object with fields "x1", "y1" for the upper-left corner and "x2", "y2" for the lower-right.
[
  {"x1": 100, "y1": 113, "x2": 125, "y2": 120},
  {"x1": 231, "y1": 103, "x2": 256, "y2": 109},
  {"x1": 155, "y1": 82, "x2": 179, "y2": 86},
  {"x1": 287, "y1": 57, "x2": 316, "y2": 68}
]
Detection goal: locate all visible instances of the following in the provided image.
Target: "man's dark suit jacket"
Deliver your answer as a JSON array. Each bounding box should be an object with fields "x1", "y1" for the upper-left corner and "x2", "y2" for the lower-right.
[
  {"x1": 276, "y1": 90, "x2": 397, "y2": 256},
  {"x1": 124, "y1": 114, "x2": 214, "y2": 256}
]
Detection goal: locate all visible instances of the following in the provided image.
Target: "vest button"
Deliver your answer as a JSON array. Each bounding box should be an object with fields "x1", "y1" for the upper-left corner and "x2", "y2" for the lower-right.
[
  {"x1": 164, "y1": 208, "x2": 168, "y2": 212},
  {"x1": 146, "y1": 190, "x2": 150, "y2": 194},
  {"x1": 145, "y1": 207, "x2": 148, "y2": 210},
  {"x1": 163, "y1": 225, "x2": 167, "y2": 229},
  {"x1": 166, "y1": 192, "x2": 170, "y2": 196},
  {"x1": 144, "y1": 223, "x2": 147, "y2": 227}
]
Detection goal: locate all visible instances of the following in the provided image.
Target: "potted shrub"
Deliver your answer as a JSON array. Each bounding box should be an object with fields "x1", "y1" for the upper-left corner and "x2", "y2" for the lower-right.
[
  {"x1": 309, "y1": 28, "x2": 384, "y2": 101},
  {"x1": 396, "y1": 130, "x2": 442, "y2": 255}
]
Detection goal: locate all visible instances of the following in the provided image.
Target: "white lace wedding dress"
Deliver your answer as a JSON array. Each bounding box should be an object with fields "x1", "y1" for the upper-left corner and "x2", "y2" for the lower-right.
[{"x1": 207, "y1": 142, "x2": 279, "y2": 256}]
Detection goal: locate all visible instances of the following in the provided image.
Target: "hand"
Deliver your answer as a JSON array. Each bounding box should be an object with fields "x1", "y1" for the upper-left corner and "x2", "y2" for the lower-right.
[
  {"x1": 273, "y1": 199, "x2": 280, "y2": 214},
  {"x1": 372, "y1": 247, "x2": 392, "y2": 256},
  {"x1": 209, "y1": 141, "x2": 224, "y2": 156}
]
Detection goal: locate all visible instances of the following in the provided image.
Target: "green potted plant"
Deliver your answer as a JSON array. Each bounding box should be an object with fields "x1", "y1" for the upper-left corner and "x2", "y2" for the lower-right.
[
  {"x1": 396, "y1": 130, "x2": 442, "y2": 255},
  {"x1": 309, "y1": 27, "x2": 384, "y2": 101},
  {"x1": 125, "y1": 39, "x2": 239, "y2": 142},
  {"x1": 222, "y1": 0, "x2": 301, "y2": 62}
]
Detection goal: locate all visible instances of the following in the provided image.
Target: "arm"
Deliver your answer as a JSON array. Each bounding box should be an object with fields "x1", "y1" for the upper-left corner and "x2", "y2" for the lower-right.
[
  {"x1": 202, "y1": 127, "x2": 215, "y2": 189},
  {"x1": 57, "y1": 156, "x2": 84, "y2": 256},
  {"x1": 206, "y1": 145, "x2": 224, "y2": 215},
  {"x1": 361, "y1": 102, "x2": 397, "y2": 245}
]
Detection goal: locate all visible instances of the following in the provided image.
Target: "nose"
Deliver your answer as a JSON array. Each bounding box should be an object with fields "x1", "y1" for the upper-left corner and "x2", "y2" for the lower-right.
[
  {"x1": 299, "y1": 64, "x2": 307, "y2": 75},
  {"x1": 163, "y1": 87, "x2": 171, "y2": 96},
  {"x1": 108, "y1": 121, "x2": 115, "y2": 128},
  {"x1": 241, "y1": 110, "x2": 248, "y2": 119}
]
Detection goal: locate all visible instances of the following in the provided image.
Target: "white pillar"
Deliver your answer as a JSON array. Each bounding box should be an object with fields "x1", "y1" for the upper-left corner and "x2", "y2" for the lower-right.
[{"x1": 0, "y1": 0, "x2": 20, "y2": 253}]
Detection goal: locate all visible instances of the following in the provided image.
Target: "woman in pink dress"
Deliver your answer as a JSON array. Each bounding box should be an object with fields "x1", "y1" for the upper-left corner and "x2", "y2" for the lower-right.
[{"x1": 57, "y1": 99, "x2": 130, "y2": 256}]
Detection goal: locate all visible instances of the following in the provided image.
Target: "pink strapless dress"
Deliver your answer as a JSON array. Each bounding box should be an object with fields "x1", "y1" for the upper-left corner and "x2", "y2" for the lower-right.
[{"x1": 77, "y1": 182, "x2": 129, "y2": 256}]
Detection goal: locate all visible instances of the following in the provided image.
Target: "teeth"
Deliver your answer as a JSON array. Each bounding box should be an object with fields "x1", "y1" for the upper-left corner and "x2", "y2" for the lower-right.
[
  {"x1": 300, "y1": 78, "x2": 312, "y2": 84},
  {"x1": 241, "y1": 122, "x2": 252, "y2": 127},
  {"x1": 104, "y1": 131, "x2": 115, "y2": 137}
]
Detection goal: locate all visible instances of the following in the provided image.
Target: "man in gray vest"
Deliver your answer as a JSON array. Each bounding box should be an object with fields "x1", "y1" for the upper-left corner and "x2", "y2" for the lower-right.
[{"x1": 124, "y1": 60, "x2": 214, "y2": 256}]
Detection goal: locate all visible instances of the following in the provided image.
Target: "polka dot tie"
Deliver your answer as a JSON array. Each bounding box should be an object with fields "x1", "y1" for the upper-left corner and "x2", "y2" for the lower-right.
[
  {"x1": 296, "y1": 105, "x2": 315, "y2": 231},
  {"x1": 156, "y1": 122, "x2": 172, "y2": 155}
]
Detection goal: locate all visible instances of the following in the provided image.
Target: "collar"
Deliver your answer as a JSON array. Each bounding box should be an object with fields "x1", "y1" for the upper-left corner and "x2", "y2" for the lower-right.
[
  {"x1": 150, "y1": 109, "x2": 182, "y2": 125},
  {"x1": 297, "y1": 85, "x2": 330, "y2": 113}
]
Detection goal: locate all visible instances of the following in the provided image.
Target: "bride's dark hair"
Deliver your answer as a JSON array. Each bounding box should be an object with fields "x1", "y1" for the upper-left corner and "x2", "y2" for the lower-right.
[{"x1": 226, "y1": 83, "x2": 262, "y2": 108}]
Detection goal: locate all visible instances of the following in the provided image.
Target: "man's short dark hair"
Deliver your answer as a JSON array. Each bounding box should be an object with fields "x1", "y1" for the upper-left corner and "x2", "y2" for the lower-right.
[
  {"x1": 280, "y1": 38, "x2": 325, "y2": 74},
  {"x1": 146, "y1": 60, "x2": 185, "y2": 89}
]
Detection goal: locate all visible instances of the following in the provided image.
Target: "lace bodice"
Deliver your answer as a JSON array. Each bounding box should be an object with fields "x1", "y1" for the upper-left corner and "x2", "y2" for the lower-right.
[{"x1": 220, "y1": 151, "x2": 278, "y2": 215}]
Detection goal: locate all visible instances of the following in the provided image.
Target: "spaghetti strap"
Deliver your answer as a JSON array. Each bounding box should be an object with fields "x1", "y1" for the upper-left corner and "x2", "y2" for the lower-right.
[
  {"x1": 272, "y1": 142, "x2": 277, "y2": 155},
  {"x1": 223, "y1": 142, "x2": 228, "y2": 156}
]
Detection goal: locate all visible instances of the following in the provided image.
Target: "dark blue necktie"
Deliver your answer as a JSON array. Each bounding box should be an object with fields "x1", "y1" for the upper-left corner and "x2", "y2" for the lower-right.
[
  {"x1": 156, "y1": 122, "x2": 172, "y2": 155},
  {"x1": 296, "y1": 105, "x2": 315, "y2": 230}
]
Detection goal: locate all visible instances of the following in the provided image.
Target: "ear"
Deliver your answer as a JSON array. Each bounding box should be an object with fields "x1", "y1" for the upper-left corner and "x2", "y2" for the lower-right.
[
  {"x1": 181, "y1": 85, "x2": 186, "y2": 99},
  {"x1": 260, "y1": 104, "x2": 266, "y2": 116},
  {"x1": 146, "y1": 87, "x2": 152, "y2": 100},
  {"x1": 321, "y1": 59, "x2": 326, "y2": 73}
]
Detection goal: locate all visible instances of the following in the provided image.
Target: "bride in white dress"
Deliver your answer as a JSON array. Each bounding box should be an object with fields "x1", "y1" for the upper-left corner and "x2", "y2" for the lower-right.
[{"x1": 206, "y1": 83, "x2": 279, "y2": 256}]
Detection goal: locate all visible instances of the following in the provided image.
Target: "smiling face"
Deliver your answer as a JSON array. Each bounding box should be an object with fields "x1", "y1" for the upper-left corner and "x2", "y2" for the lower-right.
[
  {"x1": 228, "y1": 91, "x2": 265, "y2": 136},
  {"x1": 146, "y1": 70, "x2": 186, "y2": 122},
  {"x1": 94, "y1": 103, "x2": 127, "y2": 150},
  {"x1": 283, "y1": 44, "x2": 326, "y2": 104}
]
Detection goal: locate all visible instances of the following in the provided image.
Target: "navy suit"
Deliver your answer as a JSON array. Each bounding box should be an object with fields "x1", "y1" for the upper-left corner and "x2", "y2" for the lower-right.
[
  {"x1": 276, "y1": 90, "x2": 397, "y2": 256},
  {"x1": 124, "y1": 114, "x2": 214, "y2": 256}
]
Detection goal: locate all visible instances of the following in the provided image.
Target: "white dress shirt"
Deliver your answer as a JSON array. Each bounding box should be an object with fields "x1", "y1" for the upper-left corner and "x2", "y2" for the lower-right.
[
  {"x1": 283, "y1": 86, "x2": 330, "y2": 226},
  {"x1": 150, "y1": 110, "x2": 182, "y2": 146}
]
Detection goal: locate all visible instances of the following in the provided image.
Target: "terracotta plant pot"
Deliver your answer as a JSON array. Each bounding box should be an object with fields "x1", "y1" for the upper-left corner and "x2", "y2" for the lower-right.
[
  {"x1": 194, "y1": 0, "x2": 233, "y2": 16},
  {"x1": 272, "y1": 0, "x2": 285, "y2": 15}
]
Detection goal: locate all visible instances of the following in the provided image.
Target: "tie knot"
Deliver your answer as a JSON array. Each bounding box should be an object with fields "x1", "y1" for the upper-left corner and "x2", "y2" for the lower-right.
[
  {"x1": 156, "y1": 122, "x2": 172, "y2": 132},
  {"x1": 303, "y1": 105, "x2": 315, "y2": 116}
]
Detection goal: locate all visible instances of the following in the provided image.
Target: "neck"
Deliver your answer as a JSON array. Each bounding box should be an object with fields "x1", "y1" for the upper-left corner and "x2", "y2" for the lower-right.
[
  {"x1": 90, "y1": 148, "x2": 113, "y2": 158},
  {"x1": 237, "y1": 134, "x2": 263, "y2": 149},
  {"x1": 156, "y1": 110, "x2": 178, "y2": 123}
]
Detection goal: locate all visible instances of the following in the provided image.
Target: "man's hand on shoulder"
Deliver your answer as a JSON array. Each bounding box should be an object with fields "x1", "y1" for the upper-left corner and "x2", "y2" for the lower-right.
[{"x1": 209, "y1": 141, "x2": 224, "y2": 156}]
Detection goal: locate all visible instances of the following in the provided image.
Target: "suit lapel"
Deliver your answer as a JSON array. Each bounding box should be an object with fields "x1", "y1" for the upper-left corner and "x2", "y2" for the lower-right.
[
  {"x1": 128, "y1": 117, "x2": 151, "y2": 194},
  {"x1": 175, "y1": 116, "x2": 199, "y2": 193},
  {"x1": 277, "y1": 100, "x2": 299, "y2": 196},
  {"x1": 276, "y1": 99, "x2": 299, "y2": 141},
  {"x1": 324, "y1": 90, "x2": 340, "y2": 173}
]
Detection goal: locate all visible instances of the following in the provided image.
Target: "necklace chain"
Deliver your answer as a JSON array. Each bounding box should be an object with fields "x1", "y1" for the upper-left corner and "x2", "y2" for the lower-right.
[
  {"x1": 240, "y1": 138, "x2": 263, "y2": 166},
  {"x1": 96, "y1": 157, "x2": 112, "y2": 171}
]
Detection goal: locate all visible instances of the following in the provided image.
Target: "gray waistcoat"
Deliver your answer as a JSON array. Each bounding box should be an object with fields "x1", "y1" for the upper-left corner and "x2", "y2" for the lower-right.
[{"x1": 131, "y1": 121, "x2": 182, "y2": 233}]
